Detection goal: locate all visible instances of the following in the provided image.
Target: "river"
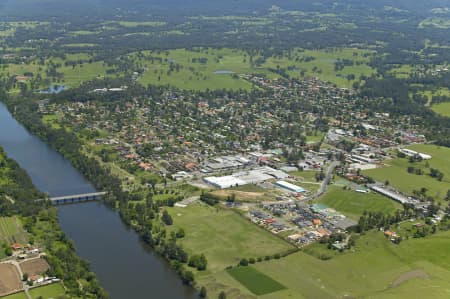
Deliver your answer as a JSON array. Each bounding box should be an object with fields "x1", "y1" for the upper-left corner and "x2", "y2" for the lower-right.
[{"x1": 0, "y1": 103, "x2": 196, "y2": 299}]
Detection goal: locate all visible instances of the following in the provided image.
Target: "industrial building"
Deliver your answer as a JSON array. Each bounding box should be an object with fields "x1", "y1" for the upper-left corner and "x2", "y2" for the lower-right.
[
  {"x1": 204, "y1": 166, "x2": 289, "y2": 189},
  {"x1": 275, "y1": 180, "x2": 306, "y2": 193},
  {"x1": 399, "y1": 148, "x2": 432, "y2": 160}
]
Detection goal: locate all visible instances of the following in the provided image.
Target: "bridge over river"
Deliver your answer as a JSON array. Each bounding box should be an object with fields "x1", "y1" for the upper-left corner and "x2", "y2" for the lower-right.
[{"x1": 49, "y1": 192, "x2": 107, "y2": 205}]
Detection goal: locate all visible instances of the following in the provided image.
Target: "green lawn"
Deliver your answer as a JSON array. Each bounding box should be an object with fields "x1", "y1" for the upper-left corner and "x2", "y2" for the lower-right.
[
  {"x1": 252, "y1": 231, "x2": 450, "y2": 299},
  {"x1": 227, "y1": 266, "x2": 286, "y2": 295},
  {"x1": 29, "y1": 283, "x2": 65, "y2": 299},
  {"x1": 364, "y1": 144, "x2": 450, "y2": 203},
  {"x1": 0, "y1": 292, "x2": 28, "y2": 299},
  {"x1": 167, "y1": 203, "x2": 294, "y2": 272},
  {"x1": 318, "y1": 186, "x2": 402, "y2": 220}
]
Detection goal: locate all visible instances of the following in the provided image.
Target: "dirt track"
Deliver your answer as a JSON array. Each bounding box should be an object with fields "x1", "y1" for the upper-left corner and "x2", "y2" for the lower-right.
[{"x1": 391, "y1": 269, "x2": 429, "y2": 287}]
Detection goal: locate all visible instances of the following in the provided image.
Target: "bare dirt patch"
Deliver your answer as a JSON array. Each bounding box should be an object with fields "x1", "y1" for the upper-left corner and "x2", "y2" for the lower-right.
[
  {"x1": 0, "y1": 263, "x2": 22, "y2": 296},
  {"x1": 391, "y1": 269, "x2": 429, "y2": 287},
  {"x1": 20, "y1": 258, "x2": 50, "y2": 276}
]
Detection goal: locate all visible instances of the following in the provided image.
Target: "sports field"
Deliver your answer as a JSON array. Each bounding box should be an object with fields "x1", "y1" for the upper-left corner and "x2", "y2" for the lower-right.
[
  {"x1": 364, "y1": 144, "x2": 450, "y2": 203},
  {"x1": 227, "y1": 266, "x2": 286, "y2": 295},
  {"x1": 318, "y1": 186, "x2": 402, "y2": 220}
]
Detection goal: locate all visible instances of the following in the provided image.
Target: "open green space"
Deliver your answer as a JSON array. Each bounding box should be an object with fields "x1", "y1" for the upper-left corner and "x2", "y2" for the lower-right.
[
  {"x1": 227, "y1": 266, "x2": 286, "y2": 295},
  {"x1": 133, "y1": 47, "x2": 375, "y2": 90},
  {"x1": 262, "y1": 48, "x2": 375, "y2": 88},
  {"x1": 0, "y1": 292, "x2": 28, "y2": 299},
  {"x1": 29, "y1": 283, "x2": 65, "y2": 299},
  {"x1": 390, "y1": 65, "x2": 414, "y2": 78},
  {"x1": 57, "y1": 61, "x2": 113, "y2": 87},
  {"x1": 289, "y1": 170, "x2": 320, "y2": 182},
  {"x1": 418, "y1": 87, "x2": 450, "y2": 106},
  {"x1": 432, "y1": 102, "x2": 450, "y2": 117},
  {"x1": 41, "y1": 114, "x2": 61, "y2": 129},
  {"x1": 364, "y1": 144, "x2": 450, "y2": 203},
  {"x1": 167, "y1": 203, "x2": 294, "y2": 272},
  {"x1": 252, "y1": 230, "x2": 450, "y2": 299},
  {"x1": 0, "y1": 216, "x2": 27, "y2": 244},
  {"x1": 318, "y1": 186, "x2": 402, "y2": 220},
  {"x1": 229, "y1": 184, "x2": 266, "y2": 193}
]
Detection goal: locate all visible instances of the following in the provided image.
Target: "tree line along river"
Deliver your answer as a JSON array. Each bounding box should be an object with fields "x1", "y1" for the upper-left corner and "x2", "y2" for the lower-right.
[{"x1": 0, "y1": 103, "x2": 196, "y2": 299}]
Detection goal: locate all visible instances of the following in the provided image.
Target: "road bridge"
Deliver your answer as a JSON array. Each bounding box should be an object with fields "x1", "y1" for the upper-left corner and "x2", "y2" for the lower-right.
[{"x1": 49, "y1": 192, "x2": 107, "y2": 205}]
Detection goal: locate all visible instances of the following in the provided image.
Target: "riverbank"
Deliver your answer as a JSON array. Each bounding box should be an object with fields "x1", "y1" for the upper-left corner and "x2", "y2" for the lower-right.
[
  {"x1": 0, "y1": 144, "x2": 108, "y2": 299},
  {"x1": 0, "y1": 101, "x2": 198, "y2": 298}
]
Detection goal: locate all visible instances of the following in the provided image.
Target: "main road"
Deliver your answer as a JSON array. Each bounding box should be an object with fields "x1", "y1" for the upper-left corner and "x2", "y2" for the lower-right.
[{"x1": 310, "y1": 161, "x2": 341, "y2": 200}]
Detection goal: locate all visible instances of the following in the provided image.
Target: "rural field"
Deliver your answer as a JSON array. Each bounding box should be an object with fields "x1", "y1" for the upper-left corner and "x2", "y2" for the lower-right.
[
  {"x1": 0, "y1": 292, "x2": 27, "y2": 299},
  {"x1": 227, "y1": 266, "x2": 286, "y2": 296},
  {"x1": 364, "y1": 144, "x2": 450, "y2": 203},
  {"x1": 19, "y1": 258, "x2": 49, "y2": 277},
  {"x1": 132, "y1": 47, "x2": 375, "y2": 90},
  {"x1": 251, "y1": 230, "x2": 450, "y2": 299},
  {"x1": 318, "y1": 186, "x2": 403, "y2": 220},
  {"x1": 0, "y1": 54, "x2": 117, "y2": 92},
  {"x1": 167, "y1": 203, "x2": 294, "y2": 271},
  {"x1": 0, "y1": 217, "x2": 28, "y2": 245},
  {"x1": 167, "y1": 203, "x2": 295, "y2": 298},
  {"x1": 0, "y1": 263, "x2": 22, "y2": 296}
]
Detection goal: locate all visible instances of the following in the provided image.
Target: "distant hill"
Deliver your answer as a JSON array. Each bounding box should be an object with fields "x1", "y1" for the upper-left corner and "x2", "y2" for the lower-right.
[{"x1": 1, "y1": 0, "x2": 449, "y2": 18}]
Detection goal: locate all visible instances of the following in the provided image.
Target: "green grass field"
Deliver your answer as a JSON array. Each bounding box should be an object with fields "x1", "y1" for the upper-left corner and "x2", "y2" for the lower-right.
[
  {"x1": 167, "y1": 203, "x2": 294, "y2": 272},
  {"x1": 227, "y1": 266, "x2": 286, "y2": 295},
  {"x1": 133, "y1": 47, "x2": 375, "y2": 90},
  {"x1": 0, "y1": 292, "x2": 28, "y2": 299},
  {"x1": 432, "y1": 102, "x2": 450, "y2": 117},
  {"x1": 419, "y1": 87, "x2": 450, "y2": 106},
  {"x1": 166, "y1": 203, "x2": 295, "y2": 298},
  {"x1": 364, "y1": 144, "x2": 450, "y2": 203},
  {"x1": 57, "y1": 61, "x2": 113, "y2": 87},
  {"x1": 390, "y1": 65, "x2": 414, "y2": 78},
  {"x1": 0, "y1": 216, "x2": 27, "y2": 244},
  {"x1": 229, "y1": 184, "x2": 266, "y2": 193},
  {"x1": 251, "y1": 231, "x2": 450, "y2": 299},
  {"x1": 41, "y1": 114, "x2": 61, "y2": 129},
  {"x1": 29, "y1": 283, "x2": 65, "y2": 299},
  {"x1": 289, "y1": 170, "x2": 320, "y2": 182},
  {"x1": 318, "y1": 186, "x2": 402, "y2": 220},
  {"x1": 262, "y1": 48, "x2": 375, "y2": 88}
]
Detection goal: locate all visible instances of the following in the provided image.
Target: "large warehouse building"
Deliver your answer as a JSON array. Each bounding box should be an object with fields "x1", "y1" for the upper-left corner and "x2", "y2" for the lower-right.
[{"x1": 204, "y1": 166, "x2": 289, "y2": 189}]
